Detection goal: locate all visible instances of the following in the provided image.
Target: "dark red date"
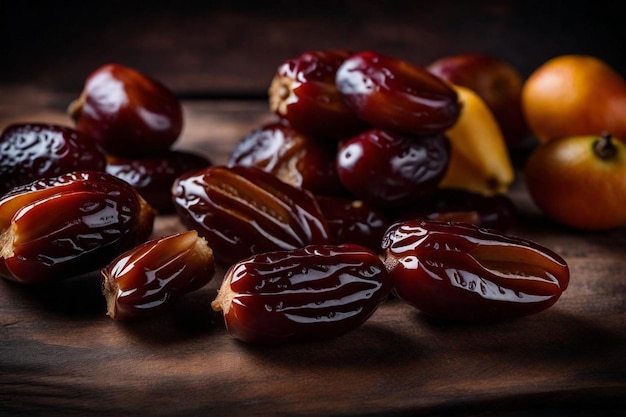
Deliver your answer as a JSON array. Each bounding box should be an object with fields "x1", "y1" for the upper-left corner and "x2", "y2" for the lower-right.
[
  {"x1": 315, "y1": 195, "x2": 390, "y2": 252},
  {"x1": 336, "y1": 129, "x2": 450, "y2": 208},
  {"x1": 172, "y1": 165, "x2": 331, "y2": 265},
  {"x1": 381, "y1": 220, "x2": 569, "y2": 321},
  {"x1": 68, "y1": 63, "x2": 183, "y2": 156},
  {"x1": 228, "y1": 121, "x2": 345, "y2": 196},
  {"x1": 0, "y1": 123, "x2": 106, "y2": 196},
  {"x1": 392, "y1": 187, "x2": 517, "y2": 232},
  {"x1": 211, "y1": 244, "x2": 393, "y2": 344},
  {"x1": 106, "y1": 150, "x2": 211, "y2": 214},
  {"x1": 0, "y1": 171, "x2": 155, "y2": 285},
  {"x1": 269, "y1": 50, "x2": 367, "y2": 138},
  {"x1": 336, "y1": 51, "x2": 461, "y2": 135},
  {"x1": 102, "y1": 230, "x2": 216, "y2": 320}
]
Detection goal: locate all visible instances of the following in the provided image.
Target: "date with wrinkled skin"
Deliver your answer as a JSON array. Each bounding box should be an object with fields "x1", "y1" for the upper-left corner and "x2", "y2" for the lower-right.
[
  {"x1": 102, "y1": 230, "x2": 216, "y2": 320},
  {"x1": 336, "y1": 129, "x2": 450, "y2": 208},
  {"x1": 211, "y1": 244, "x2": 393, "y2": 344},
  {"x1": 0, "y1": 123, "x2": 106, "y2": 196},
  {"x1": 268, "y1": 50, "x2": 367, "y2": 139},
  {"x1": 172, "y1": 165, "x2": 331, "y2": 265},
  {"x1": 228, "y1": 121, "x2": 345, "y2": 197},
  {"x1": 381, "y1": 220, "x2": 569, "y2": 321},
  {"x1": 106, "y1": 150, "x2": 211, "y2": 214},
  {"x1": 0, "y1": 171, "x2": 155, "y2": 285}
]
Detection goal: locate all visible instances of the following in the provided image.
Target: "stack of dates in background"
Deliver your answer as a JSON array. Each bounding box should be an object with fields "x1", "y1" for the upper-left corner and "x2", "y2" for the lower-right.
[{"x1": 225, "y1": 49, "x2": 518, "y2": 243}]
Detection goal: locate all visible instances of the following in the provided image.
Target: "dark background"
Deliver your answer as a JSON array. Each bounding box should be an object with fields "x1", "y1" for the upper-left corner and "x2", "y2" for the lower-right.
[{"x1": 1, "y1": 0, "x2": 623, "y2": 97}]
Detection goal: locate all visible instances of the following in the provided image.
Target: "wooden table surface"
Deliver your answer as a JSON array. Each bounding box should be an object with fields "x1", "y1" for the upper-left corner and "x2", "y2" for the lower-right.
[
  {"x1": 0, "y1": 88, "x2": 624, "y2": 417},
  {"x1": 1, "y1": 2, "x2": 625, "y2": 415}
]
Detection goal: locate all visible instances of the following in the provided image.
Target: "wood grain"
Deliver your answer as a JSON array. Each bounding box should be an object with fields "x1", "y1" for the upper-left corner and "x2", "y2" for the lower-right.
[{"x1": 0, "y1": 96, "x2": 625, "y2": 416}]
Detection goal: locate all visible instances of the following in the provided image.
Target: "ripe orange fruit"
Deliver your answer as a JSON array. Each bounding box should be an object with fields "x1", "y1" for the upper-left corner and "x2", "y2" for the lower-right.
[
  {"x1": 524, "y1": 132, "x2": 626, "y2": 230},
  {"x1": 522, "y1": 55, "x2": 626, "y2": 143}
]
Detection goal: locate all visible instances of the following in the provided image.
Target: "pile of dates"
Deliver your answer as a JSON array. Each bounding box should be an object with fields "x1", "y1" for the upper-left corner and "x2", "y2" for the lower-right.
[{"x1": 0, "y1": 51, "x2": 570, "y2": 345}]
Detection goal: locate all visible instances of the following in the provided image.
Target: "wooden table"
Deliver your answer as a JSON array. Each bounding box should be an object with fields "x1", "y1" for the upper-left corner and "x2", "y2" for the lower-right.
[
  {"x1": 0, "y1": 86, "x2": 624, "y2": 417},
  {"x1": 1, "y1": 2, "x2": 625, "y2": 415}
]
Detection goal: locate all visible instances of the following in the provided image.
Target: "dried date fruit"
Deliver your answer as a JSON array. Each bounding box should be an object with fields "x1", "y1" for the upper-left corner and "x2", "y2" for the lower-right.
[
  {"x1": 336, "y1": 51, "x2": 461, "y2": 134},
  {"x1": 392, "y1": 188, "x2": 517, "y2": 232},
  {"x1": 336, "y1": 129, "x2": 450, "y2": 208},
  {"x1": 0, "y1": 123, "x2": 106, "y2": 196},
  {"x1": 102, "y1": 230, "x2": 216, "y2": 320},
  {"x1": 106, "y1": 150, "x2": 211, "y2": 214},
  {"x1": 211, "y1": 244, "x2": 392, "y2": 344},
  {"x1": 228, "y1": 121, "x2": 345, "y2": 196},
  {"x1": 315, "y1": 195, "x2": 390, "y2": 252},
  {"x1": 172, "y1": 165, "x2": 330, "y2": 265},
  {"x1": 381, "y1": 220, "x2": 569, "y2": 321},
  {"x1": 268, "y1": 50, "x2": 367, "y2": 138},
  {"x1": 0, "y1": 171, "x2": 151, "y2": 230},
  {"x1": 0, "y1": 171, "x2": 155, "y2": 285},
  {"x1": 68, "y1": 63, "x2": 183, "y2": 156}
]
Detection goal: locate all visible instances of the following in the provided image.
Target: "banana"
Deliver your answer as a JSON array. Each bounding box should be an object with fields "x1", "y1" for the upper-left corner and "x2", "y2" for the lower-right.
[{"x1": 440, "y1": 84, "x2": 515, "y2": 195}]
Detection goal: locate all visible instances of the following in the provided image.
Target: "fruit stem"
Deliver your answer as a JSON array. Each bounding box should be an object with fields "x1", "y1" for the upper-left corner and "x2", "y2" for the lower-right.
[{"x1": 594, "y1": 132, "x2": 618, "y2": 160}]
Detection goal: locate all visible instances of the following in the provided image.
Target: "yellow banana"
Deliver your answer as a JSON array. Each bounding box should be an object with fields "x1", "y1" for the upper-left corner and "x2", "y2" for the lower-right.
[{"x1": 440, "y1": 84, "x2": 515, "y2": 195}]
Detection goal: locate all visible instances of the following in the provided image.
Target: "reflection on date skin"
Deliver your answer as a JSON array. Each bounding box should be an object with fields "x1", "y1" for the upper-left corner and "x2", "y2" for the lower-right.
[
  {"x1": 0, "y1": 171, "x2": 155, "y2": 285},
  {"x1": 102, "y1": 230, "x2": 216, "y2": 320},
  {"x1": 382, "y1": 220, "x2": 570, "y2": 322},
  {"x1": 172, "y1": 165, "x2": 331, "y2": 265},
  {"x1": 211, "y1": 243, "x2": 393, "y2": 344}
]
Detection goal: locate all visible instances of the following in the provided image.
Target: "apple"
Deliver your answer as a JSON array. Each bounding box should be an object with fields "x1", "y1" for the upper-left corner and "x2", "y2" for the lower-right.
[
  {"x1": 521, "y1": 54, "x2": 626, "y2": 143},
  {"x1": 427, "y1": 53, "x2": 529, "y2": 147}
]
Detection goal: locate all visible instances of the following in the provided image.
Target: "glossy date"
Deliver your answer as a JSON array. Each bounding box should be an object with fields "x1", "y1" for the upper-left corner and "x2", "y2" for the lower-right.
[
  {"x1": 381, "y1": 220, "x2": 569, "y2": 321},
  {"x1": 268, "y1": 50, "x2": 367, "y2": 138},
  {"x1": 68, "y1": 63, "x2": 183, "y2": 156},
  {"x1": 392, "y1": 187, "x2": 517, "y2": 232},
  {"x1": 172, "y1": 165, "x2": 331, "y2": 265},
  {"x1": 106, "y1": 150, "x2": 211, "y2": 214},
  {"x1": 336, "y1": 51, "x2": 461, "y2": 135},
  {"x1": 315, "y1": 195, "x2": 390, "y2": 252},
  {"x1": 0, "y1": 123, "x2": 106, "y2": 196},
  {"x1": 102, "y1": 230, "x2": 216, "y2": 320},
  {"x1": 211, "y1": 244, "x2": 392, "y2": 344},
  {"x1": 336, "y1": 129, "x2": 450, "y2": 208},
  {"x1": 228, "y1": 121, "x2": 345, "y2": 196},
  {"x1": 0, "y1": 171, "x2": 155, "y2": 285}
]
